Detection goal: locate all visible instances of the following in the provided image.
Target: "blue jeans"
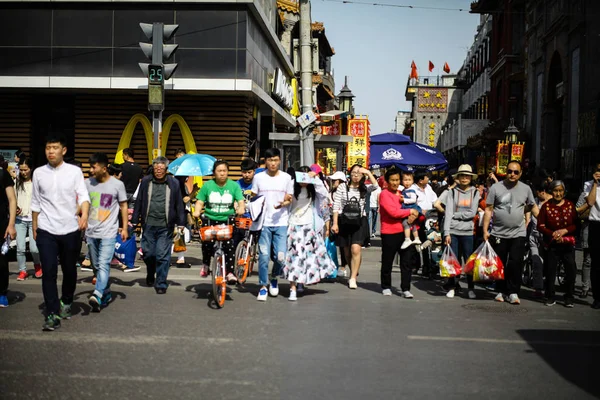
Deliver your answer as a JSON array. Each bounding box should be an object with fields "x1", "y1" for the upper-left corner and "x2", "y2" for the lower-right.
[
  {"x1": 87, "y1": 236, "x2": 116, "y2": 299},
  {"x1": 15, "y1": 219, "x2": 40, "y2": 271},
  {"x1": 141, "y1": 225, "x2": 173, "y2": 289},
  {"x1": 447, "y1": 234, "x2": 474, "y2": 290},
  {"x1": 369, "y1": 208, "x2": 378, "y2": 235},
  {"x1": 258, "y1": 226, "x2": 287, "y2": 287}
]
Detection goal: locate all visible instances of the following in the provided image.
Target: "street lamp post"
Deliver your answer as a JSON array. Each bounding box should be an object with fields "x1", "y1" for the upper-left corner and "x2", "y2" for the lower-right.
[
  {"x1": 504, "y1": 117, "x2": 519, "y2": 162},
  {"x1": 337, "y1": 77, "x2": 355, "y2": 171}
]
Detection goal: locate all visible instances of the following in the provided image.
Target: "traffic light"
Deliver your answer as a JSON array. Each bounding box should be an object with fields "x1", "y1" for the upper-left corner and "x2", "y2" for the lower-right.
[{"x1": 138, "y1": 22, "x2": 179, "y2": 111}]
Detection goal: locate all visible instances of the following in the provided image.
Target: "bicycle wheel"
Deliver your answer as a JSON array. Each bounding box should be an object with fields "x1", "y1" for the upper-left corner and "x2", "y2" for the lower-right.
[
  {"x1": 556, "y1": 259, "x2": 565, "y2": 287},
  {"x1": 211, "y1": 251, "x2": 226, "y2": 308},
  {"x1": 235, "y1": 240, "x2": 249, "y2": 284},
  {"x1": 522, "y1": 248, "x2": 533, "y2": 287}
]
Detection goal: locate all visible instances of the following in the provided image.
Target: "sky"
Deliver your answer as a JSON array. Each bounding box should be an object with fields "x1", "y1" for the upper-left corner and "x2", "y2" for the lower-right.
[{"x1": 311, "y1": 0, "x2": 481, "y2": 135}]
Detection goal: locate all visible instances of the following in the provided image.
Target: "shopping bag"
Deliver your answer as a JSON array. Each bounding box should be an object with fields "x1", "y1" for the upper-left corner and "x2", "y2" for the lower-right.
[
  {"x1": 439, "y1": 246, "x2": 462, "y2": 278},
  {"x1": 114, "y1": 232, "x2": 137, "y2": 269},
  {"x1": 465, "y1": 240, "x2": 504, "y2": 282},
  {"x1": 325, "y1": 236, "x2": 338, "y2": 279},
  {"x1": 173, "y1": 229, "x2": 187, "y2": 253}
]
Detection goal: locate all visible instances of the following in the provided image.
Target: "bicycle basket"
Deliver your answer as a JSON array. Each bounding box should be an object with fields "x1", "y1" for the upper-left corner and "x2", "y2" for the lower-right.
[
  {"x1": 200, "y1": 224, "x2": 233, "y2": 242},
  {"x1": 235, "y1": 217, "x2": 253, "y2": 230}
]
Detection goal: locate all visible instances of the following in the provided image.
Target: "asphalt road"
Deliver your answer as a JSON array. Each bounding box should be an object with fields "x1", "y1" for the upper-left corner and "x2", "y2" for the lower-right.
[{"x1": 1, "y1": 241, "x2": 599, "y2": 400}]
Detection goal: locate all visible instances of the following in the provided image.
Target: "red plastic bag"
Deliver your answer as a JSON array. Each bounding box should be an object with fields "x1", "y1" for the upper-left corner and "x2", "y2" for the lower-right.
[
  {"x1": 465, "y1": 241, "x2": 504, "y2": 282},
  {"x1": 439, "y1": 246, "x2": 462, "y2": 278}
]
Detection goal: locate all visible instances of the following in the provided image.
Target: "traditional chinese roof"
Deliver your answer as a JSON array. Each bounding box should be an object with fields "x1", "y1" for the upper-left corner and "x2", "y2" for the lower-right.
[
  {"x1": 312, "y1": 21, "x2": 335, "y2": 57},
  {"x1": 311, "y1": 22, "x2": 325, "y2": 32},
  {"x1": 277, "y1": 0, "x2": 299, "y2": 14}
]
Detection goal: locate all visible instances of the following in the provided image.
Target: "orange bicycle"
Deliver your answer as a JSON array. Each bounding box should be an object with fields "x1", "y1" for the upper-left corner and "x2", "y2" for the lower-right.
[
  {"x1": 234, "y1": 217, "x2": 257, "y2": 284},
  {"x1": 200, "y1": 219, "x2": 234, "y2": 308}
]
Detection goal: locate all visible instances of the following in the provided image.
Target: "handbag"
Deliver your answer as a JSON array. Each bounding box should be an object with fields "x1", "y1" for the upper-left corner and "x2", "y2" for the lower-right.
[{"x1": 173, "y1": 229, "x2": 186, "y2": 253}]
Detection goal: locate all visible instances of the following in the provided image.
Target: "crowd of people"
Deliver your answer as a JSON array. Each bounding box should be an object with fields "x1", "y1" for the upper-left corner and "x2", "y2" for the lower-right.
[{"x1": 1, "y1": 137, "x2": 599, "y2": 332}]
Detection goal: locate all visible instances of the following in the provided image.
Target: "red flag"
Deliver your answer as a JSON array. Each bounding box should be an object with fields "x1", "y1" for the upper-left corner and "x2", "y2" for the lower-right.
[
  {"x1": 410, "y1": 61, "x2": 418, "y2": 79},
  {"x1": 443, "y1": 62, "x2": 451, "y2": 73},
  {"x1": 429, "y1": 61, "x2": 435, "y2": 72}
]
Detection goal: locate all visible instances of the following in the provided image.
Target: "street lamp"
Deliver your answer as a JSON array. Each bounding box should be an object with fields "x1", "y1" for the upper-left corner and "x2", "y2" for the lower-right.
[
  {"x1": 338, "y1": 76, "x2": 355, "y2": 115},
  {"x1": 504, "y1": 117, "x2": 519, "y2": 161}
]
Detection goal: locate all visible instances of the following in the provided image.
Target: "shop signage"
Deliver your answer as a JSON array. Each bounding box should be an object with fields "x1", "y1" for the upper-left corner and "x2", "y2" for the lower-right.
[
  {"x1": 322, "y1": 120, "x2": 342, "y2": 136},
  {"x1": 511, "y1": 143, "x2": 524, "y2": 163},
  {"x1": 347, "y1": 118, "x2": 370, "y2": 167},
  {"x1": 272, "y1": 68, "x2": 294, "y2": 111},
  {"x1": 495, "y1": 141, "x2": 510, "y2": 176}
]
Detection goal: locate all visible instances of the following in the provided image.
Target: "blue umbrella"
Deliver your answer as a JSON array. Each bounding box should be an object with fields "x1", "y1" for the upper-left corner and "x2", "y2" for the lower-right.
[
  {"x1": 370, "y1": 142, "x2": 447, "y2": 171},
  {"x1": 168, "y1": 153, "x2": 217, "y2": 176}
]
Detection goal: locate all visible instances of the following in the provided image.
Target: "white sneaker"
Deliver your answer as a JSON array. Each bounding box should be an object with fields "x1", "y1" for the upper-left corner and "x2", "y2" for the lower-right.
[
  {"x1": 288, "y1": 290, "x2": 297, "y2": 301},
  {"x1": 508, "y1": 294, "x2": 520, "y2": 305},
  {"x1": 382, "y1": 288, "x2": 392, "y2": 296},
  {"x1": 412, "y1": 238, "x2": 422, "y2": 245},
  {"x1": 256, "y1": 287, "x2": 268, "y2": 302},
  {"x1": 446, "y1": 289, "x2": 455, "y2": 298},
  {"x1": 494, "y1": 293, "x2": 505, "y2": 302},
  {"x1": 468, "y1": 290, "x2": 476, "y2": 299},
  {"x1": 403, "y1": 291, "x2": 414, "y2": 299},
  {"x1": 269, "y1": 279, "x2": 279, "y2": 297},
  {"x1": 401, "y1": 239, "x2": 412, "y2": 250},
  {"x1": 348, "y1": 278, "x2": 358, "y2": 289}
]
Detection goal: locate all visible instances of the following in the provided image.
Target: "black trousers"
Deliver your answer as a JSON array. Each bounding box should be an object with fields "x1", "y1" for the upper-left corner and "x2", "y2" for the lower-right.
[
  {"x1": 381, "y1": 233, "x2": 418, "y2": 292},
  {"x1": 36, "y1": 229, "x2": 80, "y2": 315},
  {"x1": 490, "y1": 236, "x2": 526, "y2": 296},
  {"x1": 201, "y1": 219, "x2": 235, "y2": 274},
  {"x1": 417, "y1": 217, "x2": 432, "y2": 275},
  {"x1": 589, "y1": 221, "x2": 600, "y2": 301},
  {"x1": 544, "y1": 245, "x2": 577, "y2": 300},
  {"x1": 0, "y1": 220, "x2": 8, "y2": 296}
]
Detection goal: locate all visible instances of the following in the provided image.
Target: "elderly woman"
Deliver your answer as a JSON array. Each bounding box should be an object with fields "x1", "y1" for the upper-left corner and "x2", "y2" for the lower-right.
[
  {"x1": 379, "y1": 167, "x2": 419, "y2": 297},
  {"x1": 537, "y1": 180, "x2": 578, "y2": 308}
]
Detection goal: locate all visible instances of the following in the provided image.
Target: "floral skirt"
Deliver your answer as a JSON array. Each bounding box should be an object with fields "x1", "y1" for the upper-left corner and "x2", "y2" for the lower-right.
[{"x1": 282, "y1": 224, "x2": 337, "y2": 284}]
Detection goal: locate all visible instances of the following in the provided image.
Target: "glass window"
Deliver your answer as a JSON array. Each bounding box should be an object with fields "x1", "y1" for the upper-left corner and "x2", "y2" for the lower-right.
[
  {"x1": 175, "y1": 49, "x2": 237, "y2": 78},
  {"x1": 0, "y1": 9, "x2": 52, "y2": 47},
  {"x1": 114, "y1": 10, "x2": 175, "y2": 48},
  {"x1": 175, "y1": 10, "x2": 238, "y2": 49},
  {"x1": 52, "y1": 48, "x2": 112, "y2": 76},
  {"x1": 113, "y1": 48, "x2": 147, "y2": 77},
  {"x1": 53, "y1": 10, "x2": 112, "y2": 47},
  {"x1": 0, "y1": 48, "x2": 51, "y2": 76}
]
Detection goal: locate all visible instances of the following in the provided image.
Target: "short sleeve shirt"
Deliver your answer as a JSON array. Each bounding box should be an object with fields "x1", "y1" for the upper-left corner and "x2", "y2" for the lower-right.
[
  {"x1": 85, "y1": 176, "x2": 128, "y2": 239},
  {"x1": 197, "y1": 179, "x2": 244, "y2": 222},
  {"x1": 486, "y1": 181, "x2": 535, "y2": 238},
  {"x1": 251, "y1": 171, "x2": 295, "y2": 227}
]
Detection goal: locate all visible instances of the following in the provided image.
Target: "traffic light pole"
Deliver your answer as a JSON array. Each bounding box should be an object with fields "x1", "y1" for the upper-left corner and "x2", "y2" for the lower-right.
[{"x1": 153, "y1": 111, "x2": 162, "y2": 159}]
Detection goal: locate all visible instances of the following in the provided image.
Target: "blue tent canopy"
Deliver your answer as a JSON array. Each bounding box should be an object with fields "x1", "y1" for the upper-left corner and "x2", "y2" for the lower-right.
[{"x1": 369, "y1": 133, "x2": 447, "y2": 171}]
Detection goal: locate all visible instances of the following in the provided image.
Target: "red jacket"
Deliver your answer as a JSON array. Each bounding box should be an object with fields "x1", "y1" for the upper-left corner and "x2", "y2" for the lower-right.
[{"x1": 379, "y1": 188, "x2": 412, "y2": 234}]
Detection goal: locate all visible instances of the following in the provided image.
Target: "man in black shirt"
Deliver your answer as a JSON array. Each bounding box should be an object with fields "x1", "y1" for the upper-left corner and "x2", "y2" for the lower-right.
[
  {"x1": 1, "y1": 167, "x2": 17, "y2": 307},
  {"x1": 120, "y1": 148, "x2": 143, "y2": 206}
]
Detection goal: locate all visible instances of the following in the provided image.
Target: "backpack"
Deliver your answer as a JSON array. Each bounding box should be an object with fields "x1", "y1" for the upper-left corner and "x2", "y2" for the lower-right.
[{"x1": 339, "y1": 184, "x2": 362, "y2": 226}]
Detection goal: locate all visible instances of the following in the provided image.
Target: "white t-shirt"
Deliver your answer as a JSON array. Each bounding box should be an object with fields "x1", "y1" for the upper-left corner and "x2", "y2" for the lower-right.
[
  {"x1": 289, "y1": 190, "x2": 313, "y2": 226},
  {"x1": 368, "y1": 184, "x2": 382, "y2": 209},
  {"x1": 412, "y1": 183, "x2": 438, "y2": 211},
  {"x1": 251, "y1": 171, "x2": 294, "y2": 227},
  {"x1": 583, "y1": 180, "x2": 600, "y2": 222}
]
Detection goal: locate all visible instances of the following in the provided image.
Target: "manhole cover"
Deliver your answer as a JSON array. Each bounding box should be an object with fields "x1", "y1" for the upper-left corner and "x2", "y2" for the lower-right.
[{"x1": 462, "y1": 303, "x2": 528, "y2": 314}]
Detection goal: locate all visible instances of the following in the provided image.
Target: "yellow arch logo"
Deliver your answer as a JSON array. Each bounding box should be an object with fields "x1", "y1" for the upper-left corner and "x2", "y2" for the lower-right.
[{"x1": 114, "y1": 113, "x2": 198, "y2": 164}]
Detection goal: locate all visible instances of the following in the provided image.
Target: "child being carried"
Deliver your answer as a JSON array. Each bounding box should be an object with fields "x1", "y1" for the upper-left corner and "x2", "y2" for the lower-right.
[{"x1": 400, "y1": 172, "x2": 422, "y2": 249}]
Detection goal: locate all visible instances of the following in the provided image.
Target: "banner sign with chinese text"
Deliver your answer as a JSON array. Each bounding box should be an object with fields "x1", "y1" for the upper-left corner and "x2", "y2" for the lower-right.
[
  {"x1": 496, "y1": 141, "x2": 510, "y2": 176},
  {"x1": 511, "y1": 143, "x2": 524, "y2": 163},
  {"x1": 347, "y1": 118, "x2": 370, "y2": 167},
  {"x1": 322, "y1": 120, "x2": 342, "y2": 136}
]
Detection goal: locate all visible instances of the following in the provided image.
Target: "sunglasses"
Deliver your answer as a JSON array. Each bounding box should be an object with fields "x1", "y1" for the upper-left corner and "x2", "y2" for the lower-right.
[{"x1": 506, "y1": 169, "x2": 521, "y2": 175}]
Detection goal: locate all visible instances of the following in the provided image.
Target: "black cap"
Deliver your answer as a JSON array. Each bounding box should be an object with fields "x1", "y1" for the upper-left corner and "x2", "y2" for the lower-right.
[{"x1": 241, "y1": 158, "x2": 257, "y2": 171}]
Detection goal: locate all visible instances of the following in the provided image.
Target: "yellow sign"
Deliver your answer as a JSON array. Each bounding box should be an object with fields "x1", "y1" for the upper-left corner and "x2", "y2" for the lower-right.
[
  {"x1": 114, "y1": 113, "x2": 198, "y2": 164},
  {"x1": 347, "y1": 118, "x2": 370, "y2": 167},
  {"x1": 291, "y1": 78, "x2": 301, "y2": 117}
]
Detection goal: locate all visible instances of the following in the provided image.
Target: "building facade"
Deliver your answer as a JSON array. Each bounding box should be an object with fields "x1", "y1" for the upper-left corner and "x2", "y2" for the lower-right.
[
  {"x1": 0, "y1": 1, "x2": 298, "y2": 177},
  {"x1": 394, "y1": 111, "x2": 411, "y2": 135},
  {"x1": 405, "y1": 74, "x2": 460, "y2": 149}
]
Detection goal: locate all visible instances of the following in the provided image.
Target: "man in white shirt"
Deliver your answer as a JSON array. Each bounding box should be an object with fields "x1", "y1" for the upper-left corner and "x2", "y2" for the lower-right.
[
  {"x1": 412, "y1": 171, "x2": 438, "y2": 278},
  {"x1": 32, "y1": 135, "x2": 90, "y2": 331},
  {"x1": 581, "y1": 164, "x2": 600, "y2": 309},
  {"x1": 251, "y1": 148, "x2": 294, "y2": 301}
]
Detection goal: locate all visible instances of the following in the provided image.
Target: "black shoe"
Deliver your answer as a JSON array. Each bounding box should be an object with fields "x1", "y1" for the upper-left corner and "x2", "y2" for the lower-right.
[
  {"x1": 564, "y1": 298, "x2": 574, "y2": 308},
  {"x1": 42, "y1": 314, "x2": 61, "y2": 331},
  {"x1": 146, "y1": 276, "x2": 155, "y2": 287},
  {"x1": 155, "y1": 288, "x2": 167, "y2": 294},
  {"x1": 592, "y1": 301, "x2": 600, "y2": 310},
  {"x1": 580, "y1": 290, "x2": 588, "y2": 299}
]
